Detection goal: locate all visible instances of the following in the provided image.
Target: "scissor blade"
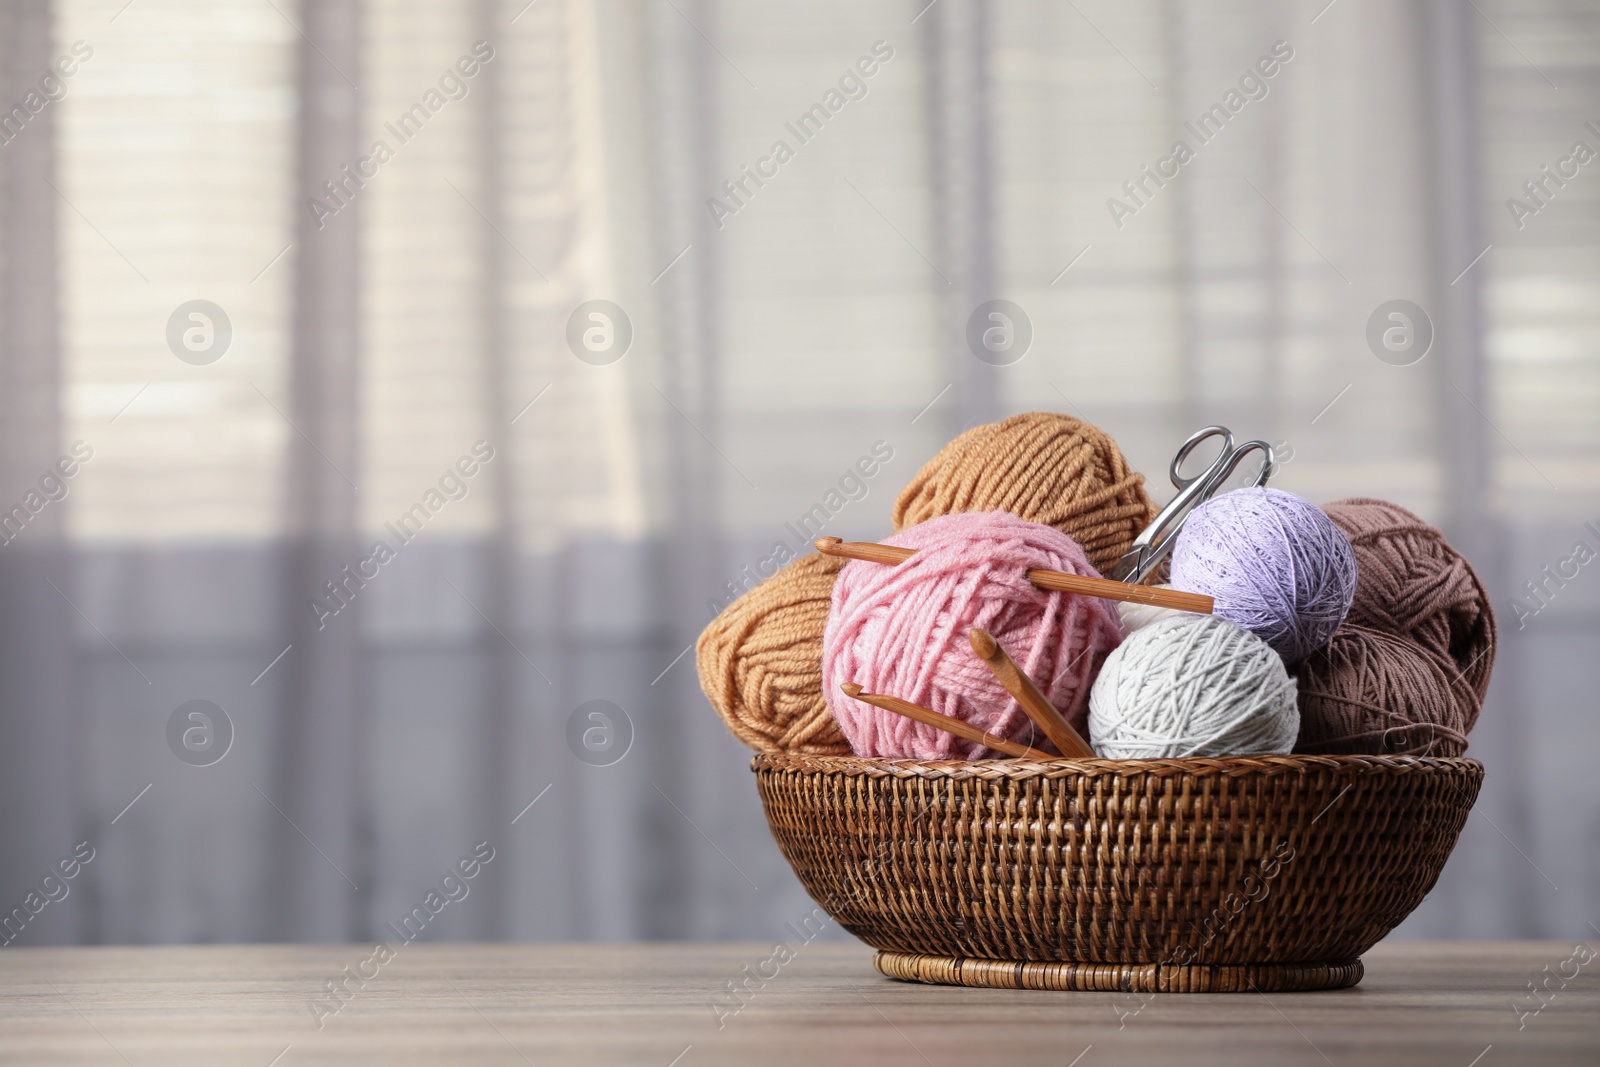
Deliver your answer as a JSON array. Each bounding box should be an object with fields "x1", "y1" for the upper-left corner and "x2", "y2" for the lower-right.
[{"x1": 1106, "y1": 550, "x2": 1146, "y2": 584}]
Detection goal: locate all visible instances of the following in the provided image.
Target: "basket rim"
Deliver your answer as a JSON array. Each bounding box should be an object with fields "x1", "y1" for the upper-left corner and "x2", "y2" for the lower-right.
[{"x1": 752, "y1": 751, "x2": 1483, "y2": 782}]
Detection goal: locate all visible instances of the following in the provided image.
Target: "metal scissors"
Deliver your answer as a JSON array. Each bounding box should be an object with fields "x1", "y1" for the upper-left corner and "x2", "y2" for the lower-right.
[{"x1": 1107, "y1": 426, "x2": 1275, "y2": 584}]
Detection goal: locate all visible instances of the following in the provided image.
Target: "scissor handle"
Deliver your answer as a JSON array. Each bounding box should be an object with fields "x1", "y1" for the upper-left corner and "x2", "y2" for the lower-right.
[
  {"x1": 1111, "y1": 429, "x2": 1276, "y2": 584},
  {"x1": 1220, "y1": 439, "x2": 1276, "y2": 489},
  {"x1": 1113, "y1": 439, "x2": 1228, "y2": 579},
  {"x1": 1169, "y1": 425, "x2": 1235, "y2": 491}
]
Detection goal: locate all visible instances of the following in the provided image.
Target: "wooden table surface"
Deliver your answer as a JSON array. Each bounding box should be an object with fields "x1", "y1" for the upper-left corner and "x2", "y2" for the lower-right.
[{"x1": 1, "y1": 941, "x2": 1595, "y2": 1065}]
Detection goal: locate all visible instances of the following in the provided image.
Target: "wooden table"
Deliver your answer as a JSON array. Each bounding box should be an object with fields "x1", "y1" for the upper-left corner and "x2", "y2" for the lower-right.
[{"x1": 1, "y1": 941, "x2": 1595, "y2": 1065}]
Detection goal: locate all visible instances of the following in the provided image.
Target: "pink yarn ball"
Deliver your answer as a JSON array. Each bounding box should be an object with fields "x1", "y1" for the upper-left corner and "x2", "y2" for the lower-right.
[{"x1": 823, "y1": 511, "x2": 1123, "y2": 759}]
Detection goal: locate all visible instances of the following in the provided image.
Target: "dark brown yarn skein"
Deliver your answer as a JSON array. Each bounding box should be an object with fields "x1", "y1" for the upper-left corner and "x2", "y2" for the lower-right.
[
  {"x1": 1293, "y1": 625, "x2": 1477, "y2": 757},
  {"x1": 1322, "y1": 498, "x2": 1496, "y2": 704},
  {"x1": 696, "y1": 412, "x2": 1157, "y2": 755}
]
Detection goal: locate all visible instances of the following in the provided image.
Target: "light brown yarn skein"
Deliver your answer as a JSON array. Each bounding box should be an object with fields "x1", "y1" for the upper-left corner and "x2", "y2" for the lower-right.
[
  {"x1": 696, "y1": 412, "x2": 1157, "y2": 755},
  {"x1": 694, "y1": 551, "x2": 847, "y2": 755},
  {"x1": 894, "y1": 413, "x2": 1155, "y2": 575}
]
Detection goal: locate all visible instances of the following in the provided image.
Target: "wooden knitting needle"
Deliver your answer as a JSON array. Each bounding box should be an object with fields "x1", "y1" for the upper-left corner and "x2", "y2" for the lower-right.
[
  {"x1": 839, "y1": 683, "x2": 1055, "y2": 761},
  {"x1": 813, "y1": 537, "x2": 1214, "y2": 614},
  {"x1": 967, "y1": 628, "x2": 1096, "y2": 758}
]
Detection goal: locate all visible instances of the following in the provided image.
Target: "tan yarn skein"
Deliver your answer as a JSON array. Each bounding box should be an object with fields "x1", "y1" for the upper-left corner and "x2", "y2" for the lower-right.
[
  {"x1": 696, "y1": 412, "x2": 1157, "y2": 755},
  {"x1": 894, "y1": 412, "x2": 1155, "y2": 575},
  {"x1": 694, "y1": 552, "x2": 846, "y2": 755}
]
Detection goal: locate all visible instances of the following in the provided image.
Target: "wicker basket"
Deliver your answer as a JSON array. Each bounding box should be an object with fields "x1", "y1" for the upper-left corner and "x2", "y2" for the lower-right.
[{"x1": 755, "y1": 752, "x2": 1482, "y2": 992}]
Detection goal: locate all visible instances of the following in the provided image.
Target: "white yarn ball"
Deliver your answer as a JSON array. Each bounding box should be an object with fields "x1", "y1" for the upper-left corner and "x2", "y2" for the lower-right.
[
  {"x1": 1117, "y1": 584, "x2": 1182, "y2": 638},
  {"x1": 1089, "y1": 614, "x2": 1298, "y2": 759}
]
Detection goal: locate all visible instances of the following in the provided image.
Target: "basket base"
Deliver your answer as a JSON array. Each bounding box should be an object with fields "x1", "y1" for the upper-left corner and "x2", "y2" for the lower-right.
[{"x1": 873, "y1": 951, "x2": 1364, "y2": 993}]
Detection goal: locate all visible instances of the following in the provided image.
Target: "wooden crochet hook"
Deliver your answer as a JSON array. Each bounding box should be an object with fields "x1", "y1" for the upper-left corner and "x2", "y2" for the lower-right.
[
  {"x1": 967, "y1": 628, "x2": 1096, "y2": 758},
  {"x1": 813, "y1": 537, "x2": 1214, "y2": 614},
  {"x1": 839, "y1": 683, "x2": 1054, "y2": 761}
]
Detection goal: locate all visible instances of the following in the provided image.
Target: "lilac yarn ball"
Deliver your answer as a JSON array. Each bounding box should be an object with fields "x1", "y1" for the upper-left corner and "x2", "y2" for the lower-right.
[{"x1": 1170, "y1": 487, "x2": 1356, "y2": 663}]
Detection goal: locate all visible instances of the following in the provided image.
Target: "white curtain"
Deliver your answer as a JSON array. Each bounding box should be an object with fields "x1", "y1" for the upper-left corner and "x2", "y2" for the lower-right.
[{"x1": 0, "y1": 0, "x2": 1595, "y2": 945}]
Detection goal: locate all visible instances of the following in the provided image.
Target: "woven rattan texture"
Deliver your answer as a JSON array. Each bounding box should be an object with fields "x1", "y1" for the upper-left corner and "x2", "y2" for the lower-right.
[
  {"x1": 873, "y1": 952, "x2": 1365, "y2": 992},
  {"x1": 755, "y1": 754, "x2": 1480, "y2": 985}
]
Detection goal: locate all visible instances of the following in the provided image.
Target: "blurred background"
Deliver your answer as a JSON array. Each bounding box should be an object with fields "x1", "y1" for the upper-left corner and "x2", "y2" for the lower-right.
[{"x1": 0, "y1": 0, "x2": 1596, "y2": 947}]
